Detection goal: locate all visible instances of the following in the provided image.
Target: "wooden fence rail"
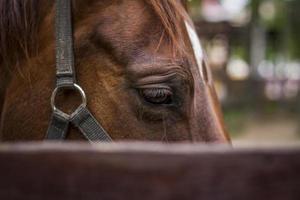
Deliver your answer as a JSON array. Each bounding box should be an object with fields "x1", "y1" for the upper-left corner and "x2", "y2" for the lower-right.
[{"x1": 0, "y1": 142, "x2": 299, "y2": 200}]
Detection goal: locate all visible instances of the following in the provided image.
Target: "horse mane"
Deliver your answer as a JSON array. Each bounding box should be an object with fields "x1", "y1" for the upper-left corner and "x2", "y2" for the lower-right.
[{"x1": 0, "y1": 0, "x2": 188, "y2": 70}]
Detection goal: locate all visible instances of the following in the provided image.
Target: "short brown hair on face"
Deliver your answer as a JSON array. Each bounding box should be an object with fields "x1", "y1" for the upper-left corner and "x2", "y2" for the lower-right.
[{"x1": 0, "y1": 0, "x2": 189, "y2": 70}]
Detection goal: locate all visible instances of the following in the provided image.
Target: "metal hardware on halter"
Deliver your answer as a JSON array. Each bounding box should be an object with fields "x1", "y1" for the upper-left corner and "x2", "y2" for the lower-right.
[
  {"x1": 50, "y1": 83, "x2": 87, "y2": 118},
  {"x1": 45, "y1": 0, "x2": 112, "y2": 142}
]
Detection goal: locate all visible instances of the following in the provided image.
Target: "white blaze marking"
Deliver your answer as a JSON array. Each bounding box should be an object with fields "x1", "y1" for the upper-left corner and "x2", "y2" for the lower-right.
[{"x1": 184, "y1": 21, "x2": 204, "y2": 80}]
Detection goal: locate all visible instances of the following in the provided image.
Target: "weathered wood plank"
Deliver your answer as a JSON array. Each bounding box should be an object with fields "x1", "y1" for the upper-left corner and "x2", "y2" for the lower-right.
[{"x1": 0, "y1": 142, "x2": 299, "y2": 200}]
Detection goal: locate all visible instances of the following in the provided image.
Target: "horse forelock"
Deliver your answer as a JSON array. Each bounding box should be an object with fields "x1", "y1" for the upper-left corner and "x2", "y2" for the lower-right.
[
  {"x1": 0, "y1": 0, "x2": 189, "y2": 70},
  {"x1": 147, "y1": 0, "x2": 189, "y2": 58},
  {"x1": 0, "y1": 0, "x2": 41, "y2": 69}
]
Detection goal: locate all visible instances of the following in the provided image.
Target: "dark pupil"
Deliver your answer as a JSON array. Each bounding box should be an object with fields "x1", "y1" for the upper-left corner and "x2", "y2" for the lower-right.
[{"x1": 140, "y1": 88, "x2": 172, "y2": 104}]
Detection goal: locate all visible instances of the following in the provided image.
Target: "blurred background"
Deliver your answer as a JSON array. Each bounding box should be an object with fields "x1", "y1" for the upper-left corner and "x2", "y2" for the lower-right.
[{"x1": 187, "y1": 0, "x2": 300, "y2": 144}]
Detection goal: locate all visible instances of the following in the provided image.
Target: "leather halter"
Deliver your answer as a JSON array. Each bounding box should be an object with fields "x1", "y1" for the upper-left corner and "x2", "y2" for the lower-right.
[{"x1": 46, "y1": 0, "x2": 112, "y2": 142}]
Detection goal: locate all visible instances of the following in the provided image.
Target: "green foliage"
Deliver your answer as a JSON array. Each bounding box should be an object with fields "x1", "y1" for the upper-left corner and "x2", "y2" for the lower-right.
[{"x1": 223, "y1": 110, "x2": 248, "y2": 137}]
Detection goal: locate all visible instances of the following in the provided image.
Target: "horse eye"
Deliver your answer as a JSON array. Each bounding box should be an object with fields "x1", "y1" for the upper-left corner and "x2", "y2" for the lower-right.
[{"x1": 139, "y1": 88, "x2": 173, "y2": 105}]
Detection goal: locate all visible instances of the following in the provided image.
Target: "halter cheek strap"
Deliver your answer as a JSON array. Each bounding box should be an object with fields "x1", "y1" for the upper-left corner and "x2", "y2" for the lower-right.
[{"x1": 46, "y1": 0, "x2": 112, "y2": 142}]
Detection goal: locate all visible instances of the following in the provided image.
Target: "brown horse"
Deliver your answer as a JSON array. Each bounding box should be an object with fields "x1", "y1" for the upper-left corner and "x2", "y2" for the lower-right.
[{"x1": 0, "y1": 0, "x2": 230, "y2": 142}]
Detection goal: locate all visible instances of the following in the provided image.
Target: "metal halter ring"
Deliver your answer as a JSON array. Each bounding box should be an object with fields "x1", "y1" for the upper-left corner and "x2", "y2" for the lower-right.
[{"x1": 50, "y1": 83, "x2": 87, "y2": 116}]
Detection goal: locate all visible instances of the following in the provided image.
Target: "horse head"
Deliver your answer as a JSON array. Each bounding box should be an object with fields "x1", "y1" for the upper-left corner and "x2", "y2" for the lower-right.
[{"x1": 0, "y1": 0, "x2": 230, "y2": 142}]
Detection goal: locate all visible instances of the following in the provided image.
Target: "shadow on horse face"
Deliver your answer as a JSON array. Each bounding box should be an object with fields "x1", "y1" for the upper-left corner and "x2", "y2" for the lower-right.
[{"x1": 0, "y1": 0, "x2": 230, "y2": 143}]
